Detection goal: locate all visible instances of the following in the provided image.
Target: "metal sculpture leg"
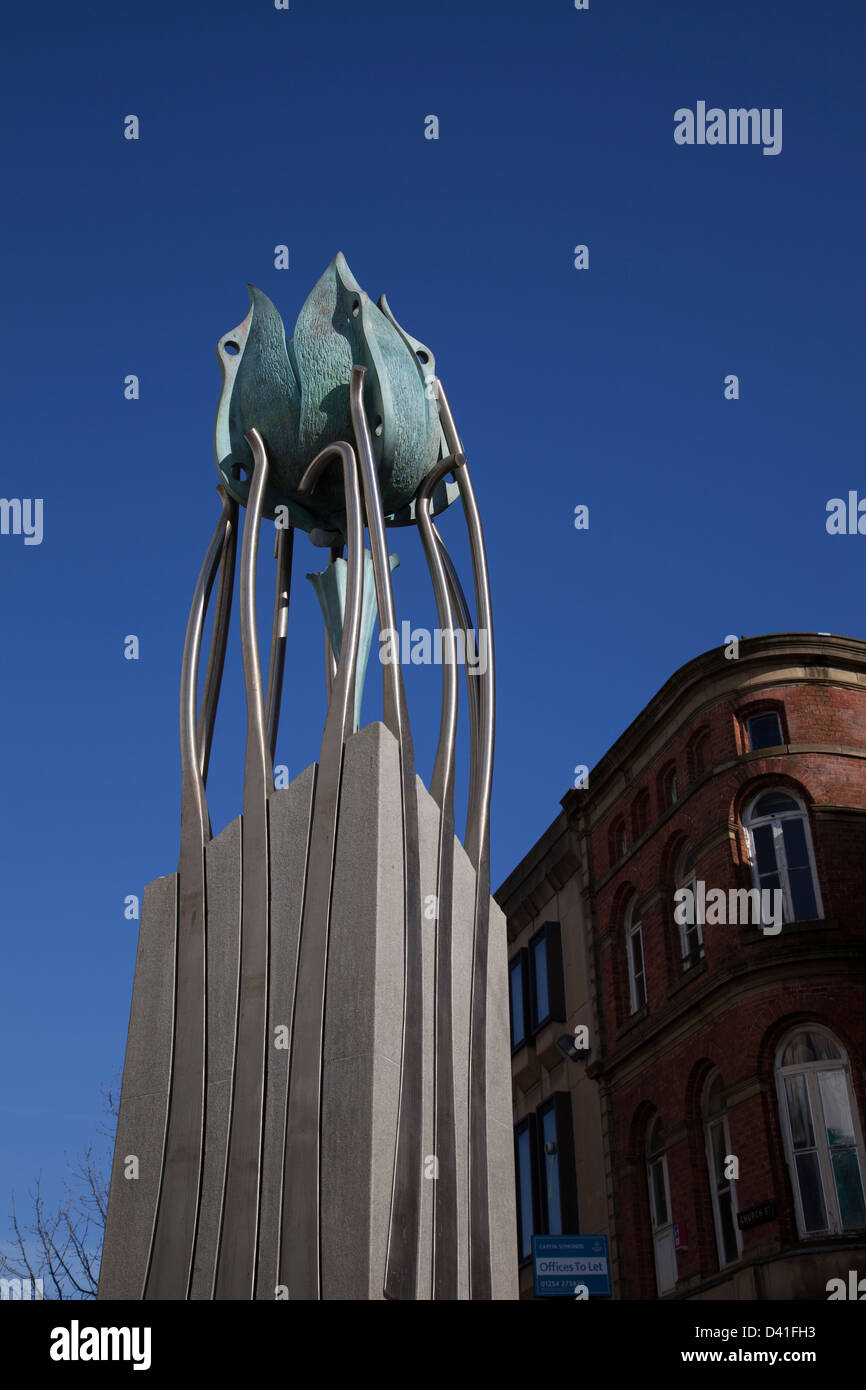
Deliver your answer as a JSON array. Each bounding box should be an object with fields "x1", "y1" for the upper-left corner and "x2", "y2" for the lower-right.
[
  {"x1": 434, "y1": 382, "x2": 496, "y2": 1301},
  {"x1": 280, "y1": 440, "x2": 364, "y2": 1300},
  {"x1": 145, "y1": 488, "x2": 237, "y2": 1300},
  {"x1": 350, "y1": 368, "x2": 425, "y2": 1301},
  {"x1": 197, "y1": 493, "x2": 238, "y2": 791},
  {"x1": 432, "y1": 522, "x2": 481, "y2": 846},
  {"x1": 265, "y1": 522, "x2": 293, "y2": 763},
  {"x1": 215, "y1": 430, "x2": 273, "y2": 1298},
  {"x1": 417, "y1": 454, "x2": 463, "y2": 1300},
  {"x1": 321, "y1": 543, "x2": 342, "y2": 704}
]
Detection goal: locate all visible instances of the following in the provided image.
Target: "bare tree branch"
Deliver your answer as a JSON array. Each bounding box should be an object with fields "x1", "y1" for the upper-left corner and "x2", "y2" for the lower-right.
[{"x1": 0, "y1": 1079, "x2": 117, "y2": 1300}]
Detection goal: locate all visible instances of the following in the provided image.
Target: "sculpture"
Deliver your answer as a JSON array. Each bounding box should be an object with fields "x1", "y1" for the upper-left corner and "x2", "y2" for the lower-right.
[{"x1": 99, "y1": 254, "x2": 513, "y2": 1302}]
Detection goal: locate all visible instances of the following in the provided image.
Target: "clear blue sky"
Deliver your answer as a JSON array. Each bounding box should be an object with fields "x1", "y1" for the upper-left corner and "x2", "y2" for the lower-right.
[{"x1": 1, "y1": 0, "x2": 864, "y2": 1222}]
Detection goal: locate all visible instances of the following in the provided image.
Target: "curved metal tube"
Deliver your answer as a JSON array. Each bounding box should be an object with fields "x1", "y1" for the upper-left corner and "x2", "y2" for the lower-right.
[
  {"x1": 323, "y1": 543, "x2": 342, "y2": 702},
  {"x1": 417, "y1": 454, "x2": 463, "y2": 1299},
  {"x1": 281, "y1": 439, "x2": 364, "y2": 1300},
  {"x1": 350, "y1": 367, "x2": 424, "y2": 1302},
  {"x1": 215, "y1": 429, "x2": 273, "y2": 1298},
  {"x1": 265, "y1": 522, "x2": 294, "y2": 766},
  {"x1": 431, "y1": 522, "x2": 481, "y2": 843},
  {"x1": 419, "y1": 461, "x2": 463, "y2": 806},
  {"x1": 196, "y1": 489, "x2": 238, "y2": 788},
  {"x1": 434, "y1": 380, "x2": 496, "y2": 1300},
  {"x1": 435, "y1": 385, "x2": 494, "y2": 864},
  {"x1": 145, "y1": 495, "x2": 235, "y2": 1299}
]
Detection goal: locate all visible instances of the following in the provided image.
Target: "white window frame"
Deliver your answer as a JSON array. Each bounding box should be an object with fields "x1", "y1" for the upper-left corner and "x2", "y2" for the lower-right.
[
  {"x1": 702, "y1": 1070, "x2": 742, "y2": 1268},
  {"x1": 646, "y1": 1117, "x2": 677, "y2": 1294},
  {"x1": 675, "y1": 845, "x2": 703, "y2": 970},
  {"x1": 775, "y1": 1026, "x2": 866, "y2": 1238},
  {"x1": 627, "y1": 901, "x2": 646, "y2": 1013},
  {"x1": 743, "y1": 788, "x2": 823, "y2": 924}
]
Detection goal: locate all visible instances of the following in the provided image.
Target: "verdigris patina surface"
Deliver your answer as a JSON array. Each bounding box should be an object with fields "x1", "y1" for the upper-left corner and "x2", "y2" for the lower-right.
[{"x1": 214, "y1": 252, "x2": 447, "y2": 540}]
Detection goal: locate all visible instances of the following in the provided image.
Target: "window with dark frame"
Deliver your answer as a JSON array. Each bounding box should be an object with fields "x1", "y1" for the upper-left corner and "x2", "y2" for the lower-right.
[
  {"x1": 514, "y1": 1115, "x2": 539, "y2": 1264},
  {"x1": 508, "y1": 949, "x2": 530, "y2": 1051},
  {"x1": 746, "y1": 710, "x2": 784, "y2": 751},
  {"x1": 528, "y1": 922, "x2": 566, "y2": 1032},
  {"x1": 537, "y1": 1092, "x2": 580, "y2": 1237},
  {"x1": 514, "y1": 1094, "x2": 579, "y2": 1264}
]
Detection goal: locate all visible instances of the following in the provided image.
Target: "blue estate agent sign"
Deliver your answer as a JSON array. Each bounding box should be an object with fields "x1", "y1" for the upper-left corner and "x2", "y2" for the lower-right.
[{"x1": 532, "y1": 1235, "x2": 611, "y2": 1297}]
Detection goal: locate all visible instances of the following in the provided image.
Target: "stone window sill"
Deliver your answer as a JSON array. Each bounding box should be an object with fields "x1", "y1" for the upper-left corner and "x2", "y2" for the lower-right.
[
  {"x1": 615, "y1": 1003, "x2": 649, "y2": 1040},
  {"x1": 667, "y1": 955, "x2": 708, "y2": 998}
]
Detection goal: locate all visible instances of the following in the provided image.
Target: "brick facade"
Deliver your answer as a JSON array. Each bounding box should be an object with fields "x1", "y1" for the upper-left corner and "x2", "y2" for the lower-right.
[{"x1": 498, "y1": 635, "x2": 866, "y2": 1299}]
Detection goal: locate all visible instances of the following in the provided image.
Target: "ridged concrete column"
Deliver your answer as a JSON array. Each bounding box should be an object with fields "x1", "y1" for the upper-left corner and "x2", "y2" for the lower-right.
[{"x1": 99, "y1": 723, "x2": 517, "y2": 1301}]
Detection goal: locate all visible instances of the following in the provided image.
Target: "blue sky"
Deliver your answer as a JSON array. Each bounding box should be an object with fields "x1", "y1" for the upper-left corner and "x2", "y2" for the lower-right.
[{"x1": 1, "y1": 0, "x2": 864, "y2": 1225}]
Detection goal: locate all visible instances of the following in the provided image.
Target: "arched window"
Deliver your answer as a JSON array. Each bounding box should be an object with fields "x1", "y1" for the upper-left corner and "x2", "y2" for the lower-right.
[
  {"x1": 775, "y1": 1027, "x2": 866, "y2": 1236},
  {"x1": 743, "y1": 790, "x2": 822, "y2": 924},
  {"x1": 632, "y1": 789, "x2": 651, "y2": 840},
  {"x1": 687, "y1": 728, "x2": 710, "y2": 783},
  {"x1": 609, "y1": 816, "x2": 628, "y2": 868},
  {"x1": 702, "y1": 1071, "x2": 741, "y2": 1267},
  {"x1": 675, "y1": 845, "x2": 702, "y2": 970},
  {"x1": 658, "y1": 762, "x2": 679, "y2": 809},
  {"x1": 627, "y1": 898, "x2": 646, "y2": 1013},
  {"x1": 646, "y1": 1116, "x2": 677, "y2": 1294}
]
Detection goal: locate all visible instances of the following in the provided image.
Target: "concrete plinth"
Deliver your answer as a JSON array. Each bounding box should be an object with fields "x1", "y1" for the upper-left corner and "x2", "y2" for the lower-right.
[{"x1": 99, "y1": 722, "x2": 517, "y2": 1300}]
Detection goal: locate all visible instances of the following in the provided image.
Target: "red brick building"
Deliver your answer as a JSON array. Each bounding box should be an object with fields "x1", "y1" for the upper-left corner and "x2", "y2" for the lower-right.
[{"x1": 497, "y1": 634, "x2": 866, "y2": 1299}]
